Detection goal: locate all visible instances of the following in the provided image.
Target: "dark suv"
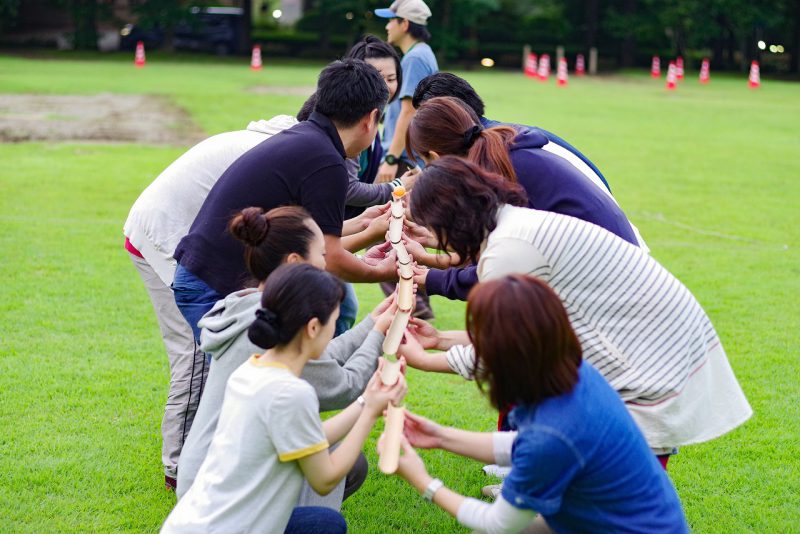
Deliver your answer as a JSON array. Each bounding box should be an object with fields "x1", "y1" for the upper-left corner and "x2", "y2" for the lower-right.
[{"x1": 119, "y1": 6, "x2": 244, "y2": 55}]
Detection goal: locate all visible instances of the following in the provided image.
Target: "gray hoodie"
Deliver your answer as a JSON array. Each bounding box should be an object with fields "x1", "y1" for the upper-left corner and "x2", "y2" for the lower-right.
[{"x1": 176, "y1": 288, "x2": 384, "y2": 498}]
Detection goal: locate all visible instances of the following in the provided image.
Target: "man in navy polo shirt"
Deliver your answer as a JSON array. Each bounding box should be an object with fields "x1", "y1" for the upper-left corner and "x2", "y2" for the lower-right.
[{"x1": 173, "y1": 59, "x2": 396, "y2": 342}]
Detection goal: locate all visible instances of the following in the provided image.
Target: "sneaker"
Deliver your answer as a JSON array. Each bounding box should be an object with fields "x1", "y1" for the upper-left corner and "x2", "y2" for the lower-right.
[
  {"x1": 165, "y1": 475, "x2": 177, "y2": 491},
  {"x1": 481, "y1": 483, "x2": 502, "y2": 500}
]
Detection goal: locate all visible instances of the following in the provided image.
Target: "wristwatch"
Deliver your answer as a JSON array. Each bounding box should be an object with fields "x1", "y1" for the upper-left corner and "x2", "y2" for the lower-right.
[
  {"x1": 422, "y1": 478, "x2": 444, "y2": 502},
  {"x1": 384, "y1": 154, "x2": 400, "y2": 165}
]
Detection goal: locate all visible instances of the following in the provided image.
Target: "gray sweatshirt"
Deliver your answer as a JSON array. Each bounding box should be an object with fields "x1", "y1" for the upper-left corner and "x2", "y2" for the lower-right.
[
  {"x1": 175, "y1": 288, "x2": 384, "y2": 498},
  {"x1": 345, "y1": 157, "x2": 399, "y2": 207}
]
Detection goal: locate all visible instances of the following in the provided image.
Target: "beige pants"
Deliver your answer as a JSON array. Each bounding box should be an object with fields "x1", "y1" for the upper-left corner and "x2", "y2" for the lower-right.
[{"x1": 130, "y1": 253, "x2": 208, "y2": 479}]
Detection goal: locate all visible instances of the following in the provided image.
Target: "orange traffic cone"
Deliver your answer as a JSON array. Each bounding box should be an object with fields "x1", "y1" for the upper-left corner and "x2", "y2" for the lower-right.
[
  {"x1": 134, "y1": 41, "x2": 146, "y2": 68},
  {"x1": 537, "y1": 54, "x2": 550, "y2": 82},
  {"x1": 557, "y1": 58, "x2": 569, "y2": 86},
  {"x1": 699, "y1": 58, "x2": 710, "y2": 84},
  {"x1": 666, "y1": 61, "x2": 677, "y2": 90},
  {"x1": 748, "y1": 61, "x2": 760, "y2": 88},
  {"x1": 651, "y1": 56, "x2": 660, "y2": 78},
  {"x1": 250, "y1": 44, "x2": 263, "y2": 71},
  {"x1": 575, "y1": 54, "x2": 585, "y2": 76},
  {"x1": 524, "y1": 53, "x2": 538, "y2": 78},
  {"x1": 676, "y1": 56, "x2": 684, "y2": 80}
]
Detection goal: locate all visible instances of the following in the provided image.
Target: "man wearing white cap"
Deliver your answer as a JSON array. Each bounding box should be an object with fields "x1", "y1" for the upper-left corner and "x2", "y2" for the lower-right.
[{"x1": 374, "y1": 0, "x2": 438, "y2": 183}]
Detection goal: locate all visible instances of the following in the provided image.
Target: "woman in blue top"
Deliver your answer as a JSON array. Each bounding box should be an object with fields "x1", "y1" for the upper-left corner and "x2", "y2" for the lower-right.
[{"x1": 385, "y1": 275, "x2": 689, "y2": 533}]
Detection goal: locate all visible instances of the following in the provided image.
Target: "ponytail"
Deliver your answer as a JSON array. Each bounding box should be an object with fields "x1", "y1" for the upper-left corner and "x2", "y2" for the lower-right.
[
  {"x1": 468, "y1": 126, "x2": 518, "y2": 182},
  {"x1": 407, "y1": 96, "x2": 518, "y2": 182}
]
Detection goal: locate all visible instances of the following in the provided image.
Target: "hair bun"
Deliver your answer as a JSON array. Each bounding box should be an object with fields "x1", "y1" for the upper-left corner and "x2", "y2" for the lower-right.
[
  {"x1": 229, "y1": 207, "x2": 270, "y2": 246},
  {"x1": 248, "y1": 307, "x2": 282, "y2": 349}
]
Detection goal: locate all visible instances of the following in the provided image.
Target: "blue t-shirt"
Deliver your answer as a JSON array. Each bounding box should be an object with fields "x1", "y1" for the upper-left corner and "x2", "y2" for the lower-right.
[
  {"x1": 382, "y1": 42, "x2": 438, "y2": 162},
  {"x1": 502, "y1": 362, "x2": 689, "y2": 534}
]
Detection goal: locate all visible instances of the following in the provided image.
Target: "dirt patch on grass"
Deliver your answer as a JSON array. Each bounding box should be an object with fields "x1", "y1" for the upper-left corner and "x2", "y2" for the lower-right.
[
  {"x1": 247, "y1": 85, "x2": 315, "y2": 97},
  {"x1": 0, "y1": 93, "x2": 205, "y2": 145}
]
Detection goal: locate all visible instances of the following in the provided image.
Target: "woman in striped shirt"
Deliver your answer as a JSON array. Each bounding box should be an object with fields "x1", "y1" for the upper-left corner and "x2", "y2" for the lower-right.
[{"x1": 400, "y1": 156, "x2": 751, "y2": 456}]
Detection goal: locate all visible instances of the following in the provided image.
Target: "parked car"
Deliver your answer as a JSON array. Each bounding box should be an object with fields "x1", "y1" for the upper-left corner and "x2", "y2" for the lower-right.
[{"x1": 119, "y1": 7, "x2": 244, "y2": 55}]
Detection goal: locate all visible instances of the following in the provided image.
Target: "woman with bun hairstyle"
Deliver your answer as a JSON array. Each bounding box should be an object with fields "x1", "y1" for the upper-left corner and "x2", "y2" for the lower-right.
[
  {"x1": 404, "y1": 96, "x2": 645, "y2": 302},
  {"x1": 176, "y1": 206, "x2": 399, "y2": 503},
  {"x1": 399, "y1": 157, "x2": 751, "y2": 464},
  {"x1": 387, "y1": 275, "x2": 689, "y2": 533},
  {"x1": 163, "y1": 263, "x2": 407, "y2": 533}
]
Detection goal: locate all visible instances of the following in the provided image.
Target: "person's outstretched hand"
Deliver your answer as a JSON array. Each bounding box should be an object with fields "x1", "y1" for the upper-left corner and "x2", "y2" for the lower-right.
[{"x1": 403, "y1": 410, "x2": 445, "y2": 449}]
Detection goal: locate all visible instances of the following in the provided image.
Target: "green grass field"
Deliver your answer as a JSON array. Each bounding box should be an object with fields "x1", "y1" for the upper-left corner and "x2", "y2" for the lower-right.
[{"x1": 0, "y1": 52, "x2": 798, "y2": 532}]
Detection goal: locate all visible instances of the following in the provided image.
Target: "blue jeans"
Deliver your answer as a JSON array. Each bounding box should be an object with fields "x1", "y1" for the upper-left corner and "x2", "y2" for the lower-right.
[
  {"x1": 172, "y1": 264, "x2": 225, "y2": 345},
  {"x1": 335, "y1": 283, "x2": 358, "y2": 337},
  {"x1": 284, "y1": 506, "x2": 346, "y2": 534}
]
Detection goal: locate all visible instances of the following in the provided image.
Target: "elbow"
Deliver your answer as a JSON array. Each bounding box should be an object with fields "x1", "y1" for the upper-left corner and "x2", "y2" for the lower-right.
[{"x1": 307, "y1": 477, "x2": 339, "y2": 496}]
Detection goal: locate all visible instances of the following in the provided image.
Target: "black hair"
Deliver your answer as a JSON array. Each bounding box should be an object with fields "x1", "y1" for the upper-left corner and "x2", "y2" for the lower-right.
[
  {"x1": 412, "y1": 72, "x2": 486, "y2": 117},
  {"x1": 228, "y1": 206, "x2": 316, "y2": 284},
  {"x1": 314, "y1": 59, "x2": 389, "y2": 127},
  {"x1": 399, "y1": 19, "x2": 431, "y2": 42},
  {"x1": 248, "y1": 264, "x2": 346, "y2": 349},
  {"x1": 346, "y1": 34, "x2": 403, "y2": 103},
  {"x1": 297, "y1": 92, "x2": 317, "y2": 122}
]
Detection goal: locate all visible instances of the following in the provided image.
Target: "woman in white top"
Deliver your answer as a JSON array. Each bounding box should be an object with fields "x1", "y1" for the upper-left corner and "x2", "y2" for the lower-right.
[
  {"x1": 161, "y1": 263, "x2": 407, "y2": 533},
  {"x1": 400, "y1": 156, "x2": 751, "y2": 459}
]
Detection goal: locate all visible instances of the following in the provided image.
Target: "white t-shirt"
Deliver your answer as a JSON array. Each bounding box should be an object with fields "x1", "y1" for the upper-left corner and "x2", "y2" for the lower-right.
[
  {"x1": 123, "y1": 116, "x2": 298, "y2": 285},
  {"x1": 448, "y1": 205, "x2": 751, "y2": 449},
  {"x1": 161, "y1": 359, "x2": 328, "y2": 533}
]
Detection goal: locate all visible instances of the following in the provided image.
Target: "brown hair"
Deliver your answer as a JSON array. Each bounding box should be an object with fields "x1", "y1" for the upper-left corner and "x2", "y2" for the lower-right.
[
  {"x1": 466, "y1": 275, "x2": 582, "y2": 410},
  {"x1": 228, "y1": 206, "x2": 316, "y2": 283},
  {"x1": 408, "y1": 156, "x2": 527, "y2": 264},
  {"x1": 406, "y1": 96, "x2": 518, "y2": 182}
]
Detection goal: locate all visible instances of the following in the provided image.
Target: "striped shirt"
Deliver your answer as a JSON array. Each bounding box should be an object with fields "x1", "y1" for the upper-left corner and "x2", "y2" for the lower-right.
[{"x1": 448, "y1": 205, "x2": 751, "y2": 446}]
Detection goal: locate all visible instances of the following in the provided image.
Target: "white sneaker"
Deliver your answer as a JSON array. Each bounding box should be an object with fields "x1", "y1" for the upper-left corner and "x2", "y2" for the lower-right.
[{"x1": 481, "y1": 483, "x2": 503, "y2": 500}]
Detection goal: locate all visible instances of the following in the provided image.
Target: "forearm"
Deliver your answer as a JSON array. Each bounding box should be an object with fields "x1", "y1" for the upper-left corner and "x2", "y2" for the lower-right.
[
  {"x1": 407, "y1": 474, "x2": 465, "y2": 519},
  {"x1": 308, "y1": 331, "x2": 384, "y2": 412},
  {"x1": 327, "y1": 410, "x2": 379, "y2": 480},
  {"x1": 322, "y1": 400, "x2": 364, "y2": 444},
  {"x1": 439, "y1": 427, "x2": 496, "y2": 464},
  {"x1": 415, "y1": 250, "x2": 458, "y2": 270},
  {"x1": 346, "y1": 180, "x2": 395, "y2": 207},
  {"x1": 341, "y1": 228, "x2": 384, "y2": 253},
  {"x1": 437, "y1": 331, "x2": 470, "y2": 350},
  {"x1": 341, "y1": 218, "x2": 365, "y2": 236},
  {"x1": 388, "y1": 105, "x2": 414, "y2": 157},
  {"x1": 405, "y1": 350, "x2": 453, "y2": 373},
  {"x1": 326, "y1": 244, "x2": 394, "y2": 282}
]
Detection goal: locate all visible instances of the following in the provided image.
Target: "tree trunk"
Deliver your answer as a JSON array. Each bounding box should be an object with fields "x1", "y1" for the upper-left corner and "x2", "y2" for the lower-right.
[
  {"x1": 585, "y1": 0, "x2": 599, "y2": 49},
  {"x1": 792, "y1": 4, "x2": 800, "y2": 74},
  {"x1": 71, "y1": 0, "x2": 97, "y2": 50},
  {"x1": 619, "y1": 0, "x2": 636, "y2": 68},
  {"x1": 439, "y1": 0, "x2": 451, "y2": 65},
  {"x1": 239, "y1": 0, "x2": 252, "y2": 54}
]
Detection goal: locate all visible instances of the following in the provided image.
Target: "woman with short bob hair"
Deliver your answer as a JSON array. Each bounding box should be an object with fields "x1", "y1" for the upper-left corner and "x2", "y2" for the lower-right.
[
  {"x1": 400, "y1": 157, "x2": 751, "y2": 463},
  {"x1": 387, "y1": 275, "x2": 689, "y2": 533}
]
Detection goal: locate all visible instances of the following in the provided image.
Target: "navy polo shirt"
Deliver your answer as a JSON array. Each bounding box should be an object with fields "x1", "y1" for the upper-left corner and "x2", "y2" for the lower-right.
[{"x1": 174, "y1": 112, "x2": 348, "y2": 296}]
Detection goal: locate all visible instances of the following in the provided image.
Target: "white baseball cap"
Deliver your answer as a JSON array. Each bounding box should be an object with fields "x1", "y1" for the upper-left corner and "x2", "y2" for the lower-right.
[{"x1": 374, "y1": 0, "x2": 432, "y2": 26}]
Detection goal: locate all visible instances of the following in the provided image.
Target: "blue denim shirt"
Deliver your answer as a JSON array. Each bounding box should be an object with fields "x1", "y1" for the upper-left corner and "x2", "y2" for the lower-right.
[{"x1": 502, "y1": 363, "x2": 689, "y2": 533}]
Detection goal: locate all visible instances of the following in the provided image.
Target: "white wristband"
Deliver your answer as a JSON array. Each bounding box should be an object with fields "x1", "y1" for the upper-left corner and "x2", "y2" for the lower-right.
[
  {"x1": 423, "y1": 478, "x2": 444, "y2": 502},
  {"x1": 356, "y1": 395, "x2": 366, "y2": 408}
]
